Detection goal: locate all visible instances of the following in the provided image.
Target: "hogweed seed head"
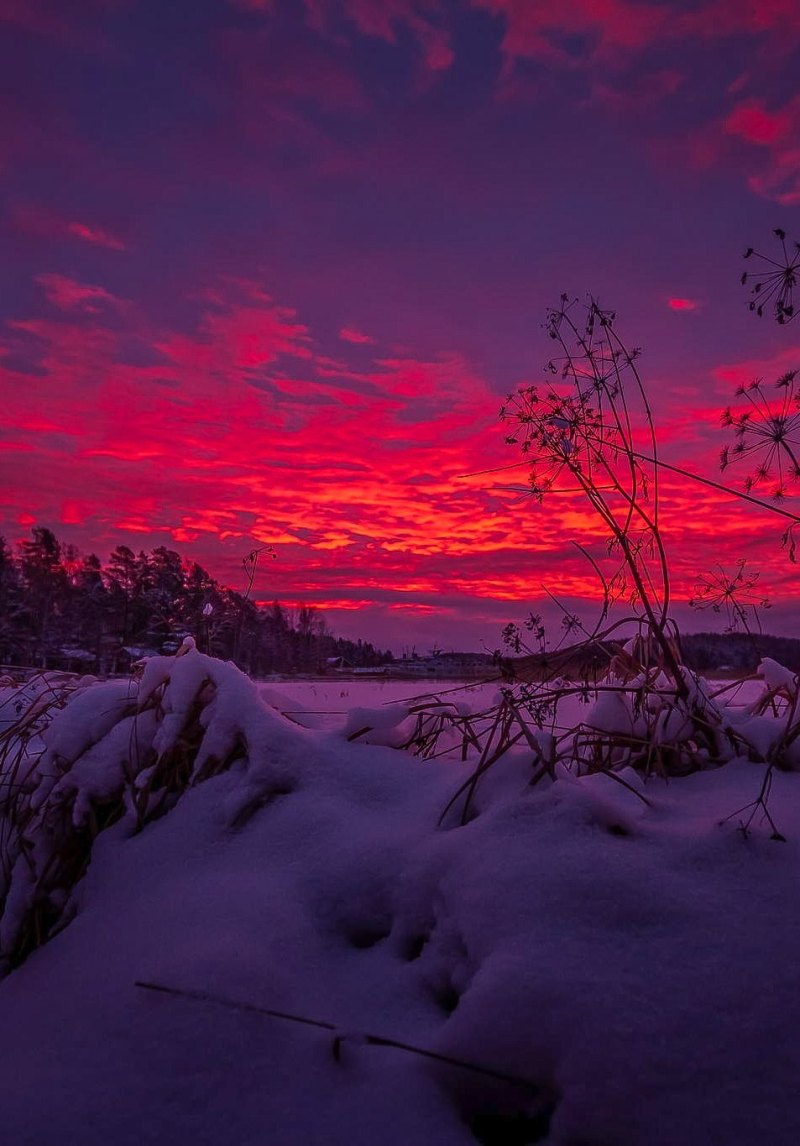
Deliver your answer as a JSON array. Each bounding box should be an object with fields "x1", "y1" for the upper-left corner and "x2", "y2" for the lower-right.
[
  {"x1": 720, "y1": 373, "x2": 800, "y2": 500},
  {"x1": 741, "y1": 230, "x2": 799, "y2": 324}
]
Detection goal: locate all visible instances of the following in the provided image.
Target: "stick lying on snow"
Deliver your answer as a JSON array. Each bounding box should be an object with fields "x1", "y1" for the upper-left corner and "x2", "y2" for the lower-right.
[{"x1": 134, "y1": 980, "x2": 543, "y2": 1092}]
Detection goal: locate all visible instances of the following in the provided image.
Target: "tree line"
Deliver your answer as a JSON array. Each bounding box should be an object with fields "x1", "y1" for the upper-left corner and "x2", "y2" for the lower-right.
[
  {"x1": 680, "y1": 631, "x2": 800, "y2": 674},
  {"x1": 0, "y1": 527, "x2": 392, "y2": 676}
]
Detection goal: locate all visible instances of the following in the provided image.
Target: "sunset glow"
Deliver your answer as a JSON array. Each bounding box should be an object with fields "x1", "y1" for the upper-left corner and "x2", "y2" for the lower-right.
[{"x1": 2, "y1": 0, "x2": 800, "y2": 649}]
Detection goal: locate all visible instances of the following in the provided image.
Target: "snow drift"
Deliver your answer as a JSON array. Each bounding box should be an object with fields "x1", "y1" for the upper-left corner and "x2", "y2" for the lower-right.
[{"x1": 1, "y1": 648, "x2": 800, "y2": 1144}]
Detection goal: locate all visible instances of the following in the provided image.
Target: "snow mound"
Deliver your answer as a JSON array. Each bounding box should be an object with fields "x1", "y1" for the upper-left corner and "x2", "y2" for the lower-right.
[
  {"x1": 0, "y1": 649, "x2": 300, "y2": 965},
  {"x1": 1, "y1": 656, "x2": 800, "y2": 1144}
]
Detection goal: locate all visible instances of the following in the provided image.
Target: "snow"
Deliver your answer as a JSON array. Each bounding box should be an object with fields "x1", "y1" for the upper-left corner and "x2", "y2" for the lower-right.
[
  {"x1": 343, "y1": 703, "x2": 413, "y2": 746},
  {"x1": 1, "y1": 652, "x2": 800, "y2": 1143},
  {"x1": 758, "y1": 656, "x2": 799, "y2": 697}
]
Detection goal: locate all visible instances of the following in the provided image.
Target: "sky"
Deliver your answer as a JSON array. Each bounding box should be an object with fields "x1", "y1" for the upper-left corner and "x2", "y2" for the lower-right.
[{"x1": 2, "y1": 0, "x2": 800, "y2": 653}]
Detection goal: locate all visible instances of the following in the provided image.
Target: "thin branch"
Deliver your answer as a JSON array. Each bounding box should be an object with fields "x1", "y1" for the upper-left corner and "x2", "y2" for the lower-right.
[{"x1": 134, "y1": 980, "x2": 546, "y2": 1092}]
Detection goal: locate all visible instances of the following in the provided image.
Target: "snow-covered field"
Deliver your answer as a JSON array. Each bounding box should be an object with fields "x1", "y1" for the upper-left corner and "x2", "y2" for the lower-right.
[
  {"x1": 257, "y1": 677, "x2": 506, "y2": 733},
  {"x1": 0, "y1": 652, "x2": 799, "y2": 1144}
]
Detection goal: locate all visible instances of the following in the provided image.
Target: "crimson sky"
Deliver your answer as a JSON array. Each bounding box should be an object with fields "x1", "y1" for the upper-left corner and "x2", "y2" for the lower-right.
[{"x1": 2, "y1": 0, "x2": 800, "y2": 651}]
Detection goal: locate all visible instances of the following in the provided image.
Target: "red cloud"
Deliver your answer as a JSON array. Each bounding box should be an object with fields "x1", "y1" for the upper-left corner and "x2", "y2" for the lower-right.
[
  {"x1": 474, "y1": 0, "x2": 800, "y2": 72},
  {"x1": 723, "y1": 95, "x2": 800, "y2": 205},
  {"x1": 308, "y1": 0, "x2": 453, "y2": 73},
  {"x1": 591, "y1": 67, "x2": 683, "y2": 113},
  {"x1": 667, "y1": 297, "x2": 699, "y2": 312},
  {"x1": 685, "y1": 0, "x2": 800, "y2": 40},
  {"x1": 11, "y1": 204, "x2": 127, "y2": 250},
  {"x1": 0, "y1": 0, "x2": 68, "y2": 36},
  {"x1": 36, "y1": 273, "x2": 125, "y2": 314},
  {"x1": 2, "y1": 272, "x2": 796, "y2": 638},
  {"x1": 724, "y1": 100, "x2": 789, "y2": 147},
  {"x1": 211, "y1": 20, "x2": 366, "y2": 171},
  {"x1": 159, "y1": 282, "x2": 311, "y2": 375},
  {"x1": 0, "y1": 0, "x2": 123, "y2": 52},
  {"x1": 339, "y1": 326, "x2": 375, "y2": 344},
  {"x1": 472, "y1": 0, "x2": 670, "y2": 66},
  {"x1": 713, "y1": 346, "x2": 800, "y2": 393},
  {"x1": 66, "y1": 221, "x2": 127, "y2": 250}
]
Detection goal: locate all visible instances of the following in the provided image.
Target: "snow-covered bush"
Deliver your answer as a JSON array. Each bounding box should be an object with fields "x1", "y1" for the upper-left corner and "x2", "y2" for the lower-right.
[{"x1": 0, "y1": 642, "x2": 299, "y2": 971}]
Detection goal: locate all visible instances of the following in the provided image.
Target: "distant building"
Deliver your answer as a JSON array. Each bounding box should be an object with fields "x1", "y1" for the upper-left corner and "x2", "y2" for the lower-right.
[
  {"x1": 386, "y1": 652, "x2": 495, "y2": 679},
  {"x1": 323, "y1": 657, "x2": 388, "y2": 677}
]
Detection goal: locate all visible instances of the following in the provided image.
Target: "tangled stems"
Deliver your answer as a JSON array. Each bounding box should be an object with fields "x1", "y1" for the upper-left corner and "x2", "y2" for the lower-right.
[
  {"x1": 500, "y1": 283, "x2": 800, "y2": 721},
  {"x1": 502, "y1": 297, "x2": 687, "y2": 695},
  {"x1": 689, "y1": 560, "x2": 770, "y2": 634}
]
